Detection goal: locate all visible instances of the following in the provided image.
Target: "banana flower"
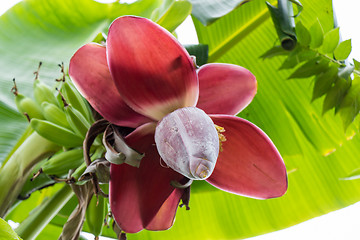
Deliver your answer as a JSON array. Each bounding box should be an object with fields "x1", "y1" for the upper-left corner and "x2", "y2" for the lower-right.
[{"x1": 69, "y1": 16, "x2": 287, "y2": 233}]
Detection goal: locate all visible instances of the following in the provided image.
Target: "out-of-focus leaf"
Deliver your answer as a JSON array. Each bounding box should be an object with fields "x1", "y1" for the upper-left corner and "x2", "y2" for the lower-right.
[
  {"x1": 354, "y1": 59, "x2": 360, "y2": 71},
  {"x1": 260, "y1": 45, "x2": 289, "y2": 59},
  {"x1": 0, "y1": 218, "x2": 22, "y2": 240},
  {"x1": 5, "y1": 184, "x2": 62, "y2": 223},
  {"x1": 189, "y1": 0, "x2": 249, "y2": 25},
  {"x1": 322, "y1": 77, "x2": 351, "y2": 114},
  {"x1": 312, "y1": 64, "x2": 338, "y2": 101},
  {"x1": 37, "y1": 223, "x2": 63, "y2": 239},
  {"x1": 14, "y1": 185, "x2": 73, "y2": 240},
  {"x1": 334, "y1": 39, "x2": 352, "y2": 61},
  {"x1": 288, "y1": 57, "x2": 328, "y2": 79},
  {"x1": 279, "y1": 47, "x2": 317, "y2": 70},
  {"x1": 184, "y1": 44, "x2": 209, "y2": 66},
  {"x1": 295, "y1": 48, "x2": 318, "y2": 62},
  {"x1": 150, "y1": 0, "x2": 174, "y2": 21},
  {"x1": 309, "y1": 18, "x2": 324, "y2": 48},
  {"x1": 321, "y1": 27, "x2": 340, "y2": 54},
  {"x1": 156, "y1": 0, "x2": 192, "y2": 32},
  {"x1": 50, "y1": 195, "x2": 79, "y2": 228},
  {"x1": 338, "y1": 76, "x2": 360, "y2": 129},
  {"x1": 295, "y1": 21, "x2": 311, "y2": 46},
  {"x1": 279, "y1": 52, "x2": 301, "y2": 70}
]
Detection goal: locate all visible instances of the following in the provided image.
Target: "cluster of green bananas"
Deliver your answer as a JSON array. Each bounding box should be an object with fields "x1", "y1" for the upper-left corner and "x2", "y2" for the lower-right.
[
  {"x1": 13, "y1": 67, "x2": 94, "y2": 148},
  {"x1": 13, "y1": 63, "x2": 98, "y2": 179},
  {"x1": 13, "y1": 64, "x2": 109, "y2": 238}
]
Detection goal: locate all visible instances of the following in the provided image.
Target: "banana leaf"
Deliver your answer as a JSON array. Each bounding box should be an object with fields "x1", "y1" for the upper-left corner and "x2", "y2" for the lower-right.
[{"x1": 2, "y1": 0, "x2": 360, "y2": 239}]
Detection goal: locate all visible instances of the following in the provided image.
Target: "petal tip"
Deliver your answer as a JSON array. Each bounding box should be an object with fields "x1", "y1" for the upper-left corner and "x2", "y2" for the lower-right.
[{"x1": 197, "y1": 63, "x2": 257, "y2": 115}]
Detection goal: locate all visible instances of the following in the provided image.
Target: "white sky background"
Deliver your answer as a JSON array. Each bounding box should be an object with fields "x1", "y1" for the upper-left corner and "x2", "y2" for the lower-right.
[{"x1": 1, "y1": 0, "x2": 360, "y2": 239}]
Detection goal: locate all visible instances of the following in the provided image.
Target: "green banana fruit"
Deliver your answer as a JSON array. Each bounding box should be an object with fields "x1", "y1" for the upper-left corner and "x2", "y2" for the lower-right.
[
  {"x1": 71, "y1": 162, "x2": 87, "y2": 184},
  {"x1": 71, "y1": 147, "x2": 104, "y2": 184},
  {"x1": 61, "y1": 79, "x2": 93, "y2": 122},
  {"x1": 64, "y1": 104, "x2": 91, "y2": 138},
  {"x1": 15, "y1": 93, "x2": 44, "y2": 120},
  {"x1": 42, "y1": 148, "x2": 84, "y2": 176},
  {"x1": 86, "y1": 194, "x2": 106, "y2": 238},
  {"x1": 41, "y1": 102, "x2": 70, "y2": 128},
  {"x1": 12, "y1": 79, "x2": 43, "y2": 120},
  {"x1": 30, "y1": 118, "x2": 83, "y2": 147},
  {"x1": 34, "y1": 78, "x2": 59, "y2": 106}
]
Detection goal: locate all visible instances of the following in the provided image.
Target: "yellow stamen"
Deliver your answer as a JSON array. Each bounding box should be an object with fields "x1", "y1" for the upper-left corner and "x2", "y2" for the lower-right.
[{"x1": 215, "y1": 124, "x2": 226, "y2": 152}]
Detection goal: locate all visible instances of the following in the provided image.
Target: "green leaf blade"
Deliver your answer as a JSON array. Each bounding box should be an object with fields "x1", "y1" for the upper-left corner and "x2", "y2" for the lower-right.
[
  {"x1": 295, "y1": 21, "x2": 311, "y2": 46},
  {"x1": 338, "y1": 76, "x2": 360, "y2": 129},
  {"x1": 334, "y1": 39, "x2": 352, "y2": 61},
  {"x1": 288, "y1": 57, "x2": 328, "y2": 79},
  {"x1": 309, "y1": 19, "x2": 324, "y2": 49},
  {"x1": 0, "y1": 218, "x2": 22, "y2": 240},
  {"x1": 261, "y1": 45, "x2": 289, "y2": 59},
  {"x1": 322, "y1": 77, "x2": 351, "y2": 114},
  {"x1": 321, "y1": 27, "x2": 340, "y2": 54},
  {"x1": 312, "y1": 64, "x2": 338, "y2": 101},
  {"x1": 156, "y1": 0, "x2": 192, "y2": 32},
  {"x1": 353, "y1": 59, "x2": 360, "y2": 71}
]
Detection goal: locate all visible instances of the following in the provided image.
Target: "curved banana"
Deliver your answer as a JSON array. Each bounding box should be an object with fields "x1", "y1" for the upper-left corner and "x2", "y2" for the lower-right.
[
  {"x1": 41, "y1": 102, "x2": 70, "y2": 128},
  {"x1": 61, "y1": 80, "x2": 93, "y2": 122},
  {"x1": 34, "y1": 79, "x2": 59, "y2": 106},
  {"x1": 15, "y1": 93, "x2": 44, "y2": 120},
  {"x1": 86, "y1": 194, "x2": 106, "y2": 238},
  {"x1": 42, "y1": 148, "x2": 84, "y2": 176},
  {"x1": 30, "y1": 118, "x2": 83, "y2": 147},
  {"x1": 12, "y1": 79, "x2": 43, "y2": 120},
  {"x1": 64, "y1": 104, "x2": 91, "y2": 138}
]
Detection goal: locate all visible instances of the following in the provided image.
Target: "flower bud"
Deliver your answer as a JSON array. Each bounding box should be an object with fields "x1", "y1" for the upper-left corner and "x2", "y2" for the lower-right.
[{"x1": 155, "y1": 107, "x2": 219, "y2": 180}]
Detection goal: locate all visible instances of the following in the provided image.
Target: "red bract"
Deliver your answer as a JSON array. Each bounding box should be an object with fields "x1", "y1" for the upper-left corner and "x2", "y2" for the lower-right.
[{"x1": 69, "y1": 16, "x2": 287, "y2": 233}]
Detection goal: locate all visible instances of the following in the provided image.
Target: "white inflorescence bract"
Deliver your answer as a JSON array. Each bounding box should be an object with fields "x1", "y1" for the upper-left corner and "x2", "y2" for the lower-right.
[{"x1": 155, "y1": 107, "x2": 219, "y2": 180}]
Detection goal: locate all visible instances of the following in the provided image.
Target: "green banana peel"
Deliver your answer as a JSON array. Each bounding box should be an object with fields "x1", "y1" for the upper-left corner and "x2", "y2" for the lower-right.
[
  {"x1": 30, "y1": 118, "x2": 83, "y2": 148},
  {"x1": 0, "y1": 132, "x2": 60, "y2": 217}
]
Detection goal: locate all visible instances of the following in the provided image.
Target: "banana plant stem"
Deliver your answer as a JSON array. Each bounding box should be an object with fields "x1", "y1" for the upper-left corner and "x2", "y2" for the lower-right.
[
  {"x1": 0, "y1": 132, "x2": 60, "y2": 217},
  {"x1": 15, "y1": 184, "x2": 74, "y2": 240},
  {"x1": 0, "y1": 124, "x2": 33, "y2": 168}
]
